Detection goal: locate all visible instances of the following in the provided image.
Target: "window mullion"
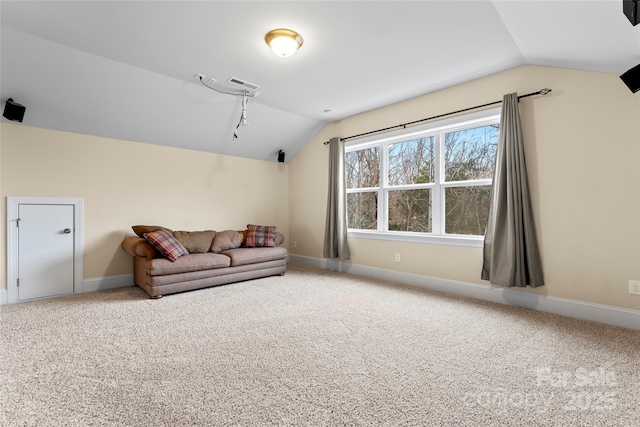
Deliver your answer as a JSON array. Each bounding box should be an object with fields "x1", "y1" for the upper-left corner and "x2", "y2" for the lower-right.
[
  {"x1": 432, "y1": 132, "x2": 443, "y2": 235},
  {"x1": 379, "y1": 141, "x2": 388, "y2": 232}
]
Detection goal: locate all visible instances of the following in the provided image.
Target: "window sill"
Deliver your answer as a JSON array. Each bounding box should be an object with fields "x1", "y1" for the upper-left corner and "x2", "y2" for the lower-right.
[{"x1": 347, "y1": 230, "x2": 484, "y2": 248}]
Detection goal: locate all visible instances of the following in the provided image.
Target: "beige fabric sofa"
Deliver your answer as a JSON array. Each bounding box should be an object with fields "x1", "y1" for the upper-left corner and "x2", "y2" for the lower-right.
[{"x1": 121, "y1": 226, "x2": 287, "y2": 298}]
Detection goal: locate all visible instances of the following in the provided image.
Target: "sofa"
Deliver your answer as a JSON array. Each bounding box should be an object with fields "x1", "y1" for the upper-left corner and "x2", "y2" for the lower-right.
[{"x1": 121, "y1": 224, "x2": 287, "y2": 298}]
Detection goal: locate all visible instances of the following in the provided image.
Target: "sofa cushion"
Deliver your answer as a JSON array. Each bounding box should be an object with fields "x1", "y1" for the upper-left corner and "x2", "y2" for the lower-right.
[
  {"x1": 210, "y1": 230, "x2": 244, "y2": 253},
  {"x1": 132, "y1": 225, "x2": 173, "y2": 238},
  {"x1": 173, "y1": 230, "x2": 216, "y2": 253},
  {"x1": 143, "y1": 229, "x2": 188, "y2": 262},
  {"x1": 147, "y1": 253, "x2": 231, "y2": 276},
  {"x1": 245, "y1": 224, "x2": 276, "y2": 248},
  {"x1": 221, "y1": 247, "x2": 287, "y2": 267}
]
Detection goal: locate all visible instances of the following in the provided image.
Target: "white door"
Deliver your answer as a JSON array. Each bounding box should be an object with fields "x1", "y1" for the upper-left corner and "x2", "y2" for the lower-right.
[{"x1": 17, "y1": 204, "x2": 75, "y2": 301}]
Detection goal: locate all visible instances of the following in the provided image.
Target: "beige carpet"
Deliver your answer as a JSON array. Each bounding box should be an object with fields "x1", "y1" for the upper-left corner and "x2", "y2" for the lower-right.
[{"x1": 1, "y1": 263, "x2": 638, "y2": 426}]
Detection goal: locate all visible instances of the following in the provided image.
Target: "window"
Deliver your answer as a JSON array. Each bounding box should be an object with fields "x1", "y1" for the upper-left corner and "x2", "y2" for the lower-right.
[{"x1": 345, "y1": 108, "x2": 500, "y2": 247}]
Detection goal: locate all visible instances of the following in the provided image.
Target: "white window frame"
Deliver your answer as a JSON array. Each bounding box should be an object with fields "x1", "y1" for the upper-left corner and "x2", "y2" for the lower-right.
[{"x1": 345, "y1": 107, "x2": 501, "y2": 248}]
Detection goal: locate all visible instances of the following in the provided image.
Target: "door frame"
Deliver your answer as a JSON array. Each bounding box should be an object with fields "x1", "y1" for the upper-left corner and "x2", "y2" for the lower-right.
[{"x1": 6, "y1": 197, "x2": 84, "y2": 304}]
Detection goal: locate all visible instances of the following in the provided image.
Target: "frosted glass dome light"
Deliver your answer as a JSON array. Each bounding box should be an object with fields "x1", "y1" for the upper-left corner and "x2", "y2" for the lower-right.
[{"x1": 265, "y1": 29, "x2": 303, "y2": 57}]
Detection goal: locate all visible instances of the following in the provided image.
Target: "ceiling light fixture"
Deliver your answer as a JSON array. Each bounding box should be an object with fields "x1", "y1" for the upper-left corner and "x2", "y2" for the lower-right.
[{"x1": 264, "y1": 28, "x2": 303, "y2": 57}]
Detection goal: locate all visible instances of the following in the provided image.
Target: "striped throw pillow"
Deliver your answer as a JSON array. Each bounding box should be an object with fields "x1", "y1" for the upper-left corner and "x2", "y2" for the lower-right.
[
  {"x1": 245, "y1": 224, "x2": 276, "y2": 248},
  {"x1": 144, "y1": 229, "x2": 188, "y2": 261}
]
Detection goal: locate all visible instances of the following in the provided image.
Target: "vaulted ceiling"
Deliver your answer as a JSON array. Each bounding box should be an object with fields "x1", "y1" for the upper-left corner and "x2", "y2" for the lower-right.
[{"x1": 1, "y1": 1, "x2": 638, "y2": 162}]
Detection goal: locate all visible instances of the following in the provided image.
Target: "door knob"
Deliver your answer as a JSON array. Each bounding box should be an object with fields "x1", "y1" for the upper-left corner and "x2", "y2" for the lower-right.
[{"x1": 63, "y1": 228, "x2": 71, "y2": 234}]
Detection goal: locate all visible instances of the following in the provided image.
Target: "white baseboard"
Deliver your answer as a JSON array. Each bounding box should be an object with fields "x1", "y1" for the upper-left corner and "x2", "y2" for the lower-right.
[
  {"x1": 287, "y1": 254, "x2": 640, "y2": 331},
  {"x1": 0, "y1": 275, "x2": 134, "y2": 305},
  {"x1": 83, "y1": 274, "x2": 134, "y2": 293}
]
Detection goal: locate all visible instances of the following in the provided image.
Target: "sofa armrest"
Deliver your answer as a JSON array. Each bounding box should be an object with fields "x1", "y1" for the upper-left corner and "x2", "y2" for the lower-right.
[{"x1": 121, "y1": 236, "x2": 159, "y2": 260}]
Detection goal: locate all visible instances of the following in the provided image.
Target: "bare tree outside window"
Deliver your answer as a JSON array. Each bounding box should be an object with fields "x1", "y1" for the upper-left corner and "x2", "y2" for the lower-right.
[
  {"x1": 444, "y1": 124, "x2": 498, "y2": 235},
  {"x1": 346, "y1": 147, "x2": 379, "y2": 188},
  {"x1": 388, "y1": 137, "x2": 435, "y2": 185},
  {"x1": 445, "y1": 186, "x2": 492, "y2": 235},
  {"x1": 387, "y1": 137, "x2": 434, "y2": 231},
  {"x1": 388, "y1": 189, "x2": 431, "y2": 232},
  {"x1": 347, "y1": 192, "x2": 377, "y2": 229},
  {"x1": 444, "y1": 125, "x2": 498, "y2": 181},
  {"x1": 346, "y1": 147, "x2": 379, "y2": 229}
]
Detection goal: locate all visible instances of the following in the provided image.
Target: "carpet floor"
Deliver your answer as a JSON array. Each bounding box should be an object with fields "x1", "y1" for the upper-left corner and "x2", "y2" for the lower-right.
[{"x1": 1, "y1": 263, "x2": 638, "y2": 426}]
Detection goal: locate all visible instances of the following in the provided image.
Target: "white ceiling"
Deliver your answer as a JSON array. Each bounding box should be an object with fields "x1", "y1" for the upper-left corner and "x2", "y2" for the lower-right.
[{"x1": 1, "y1": 1, "x2": 639, "y2": 162}]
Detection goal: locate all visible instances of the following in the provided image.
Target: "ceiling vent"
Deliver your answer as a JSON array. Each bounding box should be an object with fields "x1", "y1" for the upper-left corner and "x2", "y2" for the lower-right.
[{"x1": 226, "y1": 77, "x2": 260, "y2": 92}]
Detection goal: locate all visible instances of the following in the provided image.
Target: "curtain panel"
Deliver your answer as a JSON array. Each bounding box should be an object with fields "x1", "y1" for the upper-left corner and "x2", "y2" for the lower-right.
[
  {"x1": 482, "y1": 93, "x2": 544, "y2": 287},
  {"x1": 323, "y1": 137, "x2": 351, "y2": 260}
]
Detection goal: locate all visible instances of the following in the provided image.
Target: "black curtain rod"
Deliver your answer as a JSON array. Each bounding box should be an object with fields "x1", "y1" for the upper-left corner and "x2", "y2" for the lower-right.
[{"x1": 323, "y1": 88, "x2": 552, "y2": 145}]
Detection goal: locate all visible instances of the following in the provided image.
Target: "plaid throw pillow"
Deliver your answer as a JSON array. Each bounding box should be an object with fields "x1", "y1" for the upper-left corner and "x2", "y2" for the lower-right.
[
  {"x1": 143, "y1": 229, "x2": 188, "y2": 261},
  {"x1": 245, "y1": 224, "x2": 276, "y2": 248}
]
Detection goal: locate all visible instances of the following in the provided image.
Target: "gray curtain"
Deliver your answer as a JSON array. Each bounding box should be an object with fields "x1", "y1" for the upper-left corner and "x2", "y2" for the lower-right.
[
  {"x1": 482, "y1": 93, "x2": 544, "y2": 287},
  {"x1": 323, "y1": 137, "x2": 351, "y2": 260}
]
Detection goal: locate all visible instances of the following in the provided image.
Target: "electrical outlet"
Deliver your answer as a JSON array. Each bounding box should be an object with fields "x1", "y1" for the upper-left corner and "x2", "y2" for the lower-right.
[
  {"x1": 395, "y1": 253, "x2": 401, "y2": 262},
  {"x1": 293, "y1": 241, "x2": 297, "y2": 249},
  {"x1": 629, "y1": 280, "x2": 640, "y2": 295}
]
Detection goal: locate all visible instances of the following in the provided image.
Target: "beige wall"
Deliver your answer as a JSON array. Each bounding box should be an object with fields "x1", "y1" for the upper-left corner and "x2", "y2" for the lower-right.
[
  {"x1": 2, "y1": 65, "x2": 639, "y2": 311},
  {"x1": 0, "y1": 124, "x2": 289, "y2": 287},
  {"x1": 289, "y1": 65, "x2": 640, "y2": 311}
]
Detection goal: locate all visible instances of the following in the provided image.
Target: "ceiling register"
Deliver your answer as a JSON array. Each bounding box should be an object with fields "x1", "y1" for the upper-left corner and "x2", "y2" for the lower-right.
[{"x1": 197, "y1": 74, "x2": 259, "y2": 140}]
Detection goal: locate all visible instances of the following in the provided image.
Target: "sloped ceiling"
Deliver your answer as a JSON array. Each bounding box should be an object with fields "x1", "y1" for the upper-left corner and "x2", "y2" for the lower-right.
[{"x1": 1, "y1": 1, "x2": 638, "y2": 162}]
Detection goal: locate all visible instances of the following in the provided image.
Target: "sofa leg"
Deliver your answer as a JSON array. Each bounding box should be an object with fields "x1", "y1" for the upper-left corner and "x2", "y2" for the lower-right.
[
  {"x1": 150, "y1": 294, "x2": 163, "y2": 299},
  {"x1": 278, "y1": 272, "x2": 285, "y2": 276}
]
